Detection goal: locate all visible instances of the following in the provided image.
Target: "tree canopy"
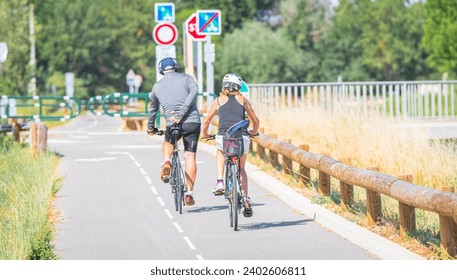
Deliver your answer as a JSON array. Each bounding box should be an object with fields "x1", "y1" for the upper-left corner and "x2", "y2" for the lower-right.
[{"x1": 0, "y1": 0, "x2": 453, "y2": 97}]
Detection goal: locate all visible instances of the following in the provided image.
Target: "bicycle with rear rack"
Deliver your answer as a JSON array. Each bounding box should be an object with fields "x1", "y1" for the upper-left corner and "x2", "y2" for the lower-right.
[
  {"x1": 151, "y1": 124, "x2": 186, "y2": 214},
  {"x1": 205, "y1": 119, "x2": 257, "y2": 231}
]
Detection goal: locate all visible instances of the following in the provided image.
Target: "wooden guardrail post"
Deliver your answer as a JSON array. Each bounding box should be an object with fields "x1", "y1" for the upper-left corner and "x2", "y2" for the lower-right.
[
  {"x1": 438, "y1": 186, "x2": 457, "y2": 258},
  {"x1": 269, "y1": 134, "x2": 279, "y2": 169},
  {"x1": 31, "y1": 123, "x2": 48, "y2": 153},
  {"x1": 318, "y1": 153, "x2": 331, "y2": 196},
  {"x1": 9, "y1": 119, "x2": 21, "y2": 141},
  {"x1": 299, "y1": 145, "x2": 310, "y2": 186},
  {"x1": 282, "y1": 139, "x2": 293, "y2": 175},
  {"x1": 398, "y1": 175, "x2": 416, "y2": 238},
  {"x1": 256, "y1": 128, "x2": 265, "y2": 160},
  {"x1": 366, "y1": 167, "x2": 382, "y2": 226},
  {"x1": 339, "y1": 158, "x2": 354, "y2": 211},
  {"x1": 30, "y1": 123, "x2": 38, "y2": 151}
]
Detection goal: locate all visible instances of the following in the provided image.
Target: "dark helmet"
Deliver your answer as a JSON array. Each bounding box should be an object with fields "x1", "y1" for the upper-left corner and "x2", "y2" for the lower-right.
[
  {"x1": 158, "y1": 57, "x2": 179, "y2": 75},
  {"x1": 222, "y1": 73, "x2": 242, "y2": 92}
]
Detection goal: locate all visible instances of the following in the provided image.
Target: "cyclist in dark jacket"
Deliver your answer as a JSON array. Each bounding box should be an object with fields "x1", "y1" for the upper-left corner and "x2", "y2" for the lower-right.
[
  {"x1": 147, "y1": 57, "x2": 201, "y2": 206},
  {"x1": 202, "y1": 73, "x2": 259, "y2": 217}
]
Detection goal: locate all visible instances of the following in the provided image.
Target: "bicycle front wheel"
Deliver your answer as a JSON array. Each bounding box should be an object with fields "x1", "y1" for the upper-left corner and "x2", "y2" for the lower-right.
[{"x1": 176, "y1": 158, "x2": 185, "y2": 214}]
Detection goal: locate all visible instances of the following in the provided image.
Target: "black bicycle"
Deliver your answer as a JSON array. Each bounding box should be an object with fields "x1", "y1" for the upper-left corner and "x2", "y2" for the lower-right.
[
  {"x1": 152, "y1": 124, "x2": 186, "y2": 214},
  {"x1": 206, "y1": 119, "x2": 255, "y2": 231}
]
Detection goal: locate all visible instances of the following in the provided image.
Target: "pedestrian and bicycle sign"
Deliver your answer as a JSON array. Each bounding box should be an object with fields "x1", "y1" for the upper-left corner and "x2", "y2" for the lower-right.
[
  {"x1": 154, "y1": 3, "x2": 175, "y2": 23},
  {"x1": 196, "y1": 10, "x2": 221, "y2": 35},
  {"x1": 152, "y1": 22, "x2": 178, "y2": 46}
]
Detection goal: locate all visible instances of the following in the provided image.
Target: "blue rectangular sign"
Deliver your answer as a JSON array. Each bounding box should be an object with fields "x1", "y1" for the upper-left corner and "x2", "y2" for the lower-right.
[
  {"x1": 196, "y1": 10, "x2": 221, "y2": 35},
  {"x1": 155, "y1": 3, "x2": 175, "y2": 23}
]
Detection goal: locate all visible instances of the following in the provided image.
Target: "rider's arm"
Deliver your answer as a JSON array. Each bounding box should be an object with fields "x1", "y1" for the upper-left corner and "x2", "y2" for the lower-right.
[
  {"x1": 147, "y1": 89, "x2": 160, "y2": 129},
  {"x1": 176, "y1": 75, "x2": 198, "y2": 120},
  {"x1": 202, "y1": 98, "x2": 219, "y2": 138},
  {"x1": 245, "y1": 98, "x2": 259, "y2": 135}
]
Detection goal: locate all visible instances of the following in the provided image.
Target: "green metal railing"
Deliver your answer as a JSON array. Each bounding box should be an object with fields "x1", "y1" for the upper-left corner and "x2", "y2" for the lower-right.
[
  {"x1": 1, "y1": 95, "x2": 81, "y2": 121},
  {"x1": 101, "y1": 92, "x2": 150, "y2": 117}
]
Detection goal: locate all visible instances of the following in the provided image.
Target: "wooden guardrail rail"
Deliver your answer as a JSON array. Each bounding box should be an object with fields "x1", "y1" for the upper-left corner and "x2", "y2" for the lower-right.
[{"x1": 250, "y1": 132, "x2": 457, "y2": 257}]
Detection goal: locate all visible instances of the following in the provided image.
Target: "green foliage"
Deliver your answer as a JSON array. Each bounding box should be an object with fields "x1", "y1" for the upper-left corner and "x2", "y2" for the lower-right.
[
  {"x1": 216, "y1": 21, "x2": 310, "y2": 84},
  {"x1": 28, "y1": 223, "x2": 58, "y2": 260},
  {"x1": 0, "y1": 0, "x2": 32, "y2": 96},
  {"x1": 423, "y1": 0, "x2": 457, "y2": 78}
]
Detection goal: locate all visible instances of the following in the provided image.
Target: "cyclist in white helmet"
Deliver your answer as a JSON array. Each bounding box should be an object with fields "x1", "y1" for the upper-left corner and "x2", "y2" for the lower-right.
[{"x1": 202, "y1": 73, "x2": 260, "y2": 217}]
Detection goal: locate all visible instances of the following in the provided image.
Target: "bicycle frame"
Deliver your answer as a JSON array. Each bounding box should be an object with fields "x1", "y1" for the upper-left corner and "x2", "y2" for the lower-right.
[{"x1": 152, "y1": 129, "x2": 186, "y2": 214}]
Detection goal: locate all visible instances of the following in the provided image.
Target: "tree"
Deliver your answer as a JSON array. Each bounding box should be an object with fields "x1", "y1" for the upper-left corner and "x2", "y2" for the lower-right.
[
  {"x1": 423, "y1": 0, "x2": 457, "y2": 78},
  {"x1": 0, "y1": 0, "x2": 32, "y2": 96},
  {"x1": 216, "y1": 21, "x2": 309, "y2": 84}
]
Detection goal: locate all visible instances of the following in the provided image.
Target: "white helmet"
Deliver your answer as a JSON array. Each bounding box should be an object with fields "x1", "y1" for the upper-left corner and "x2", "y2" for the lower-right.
[{"x1": 222, "y1": 73, "x2": 242, "y2": 92}]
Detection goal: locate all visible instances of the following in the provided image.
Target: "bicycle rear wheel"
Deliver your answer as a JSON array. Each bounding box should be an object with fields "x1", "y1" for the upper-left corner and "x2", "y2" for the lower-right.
[
  {"x1": 176, "y1": 158, "x2": 185, "y2": 214},
  {"x1": 231, "y1": 165, "x2": 239, "y2": 231}
]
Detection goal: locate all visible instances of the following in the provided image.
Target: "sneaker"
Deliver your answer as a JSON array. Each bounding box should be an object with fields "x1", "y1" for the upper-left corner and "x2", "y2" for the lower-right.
[
  {"x1": 212, "y1": 181, "x2": 225, "y2": 196},
  {"x1": 185, "y1": 194, "x2": 195, "y2": 206},
  {"x1": 160, "y1": 161, "x2": 171, "y2": 183},
  {"x1": 242, "y1": 197, "x2": 253, "y2": 217}
]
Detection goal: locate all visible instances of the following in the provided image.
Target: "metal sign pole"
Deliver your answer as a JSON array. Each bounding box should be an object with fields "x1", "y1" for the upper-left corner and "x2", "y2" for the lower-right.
[{"x1": 205, "y1": 36, "x2": 214, "y2": 113}]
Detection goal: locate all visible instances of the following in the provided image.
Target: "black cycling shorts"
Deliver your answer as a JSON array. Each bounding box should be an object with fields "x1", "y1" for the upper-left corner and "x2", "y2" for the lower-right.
[{"x1": 164, "y1": 122, "x2": 201, "y2": 153}]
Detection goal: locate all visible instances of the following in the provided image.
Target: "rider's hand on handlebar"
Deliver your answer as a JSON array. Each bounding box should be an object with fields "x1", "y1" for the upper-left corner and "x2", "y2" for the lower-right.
[{"x1": 147, "y1": 127, "x2": 159, "y2": 135}]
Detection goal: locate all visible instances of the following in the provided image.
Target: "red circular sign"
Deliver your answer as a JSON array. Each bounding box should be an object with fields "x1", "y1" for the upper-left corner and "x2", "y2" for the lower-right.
[{"x1": 153, "y1": 23, "x2": 178, "y2": 46}]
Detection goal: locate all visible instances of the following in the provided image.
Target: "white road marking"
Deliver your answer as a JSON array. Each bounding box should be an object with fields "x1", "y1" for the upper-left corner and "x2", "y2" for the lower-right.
[
  {"x1": 139, "y1": 168, "x2": 146, "y2": 175},
  {"x1": 183, "y1": 237, "x2": 196, "y2": 250},
  {"x1": 196, "y1": 255, "x2": 204, "y2": 260},
  {"x1": 157, "y1": 197, "x2": 165, "y2": 206},
  {"x1": 74, "y1": 157, "x2": 116, "y2": 162},
  {"x1": 173, "y1": 222, "x2": 184, "y2": 233},
  {"x1": 112, "y1": 145, "x2": 162, "y2": 149},
  {"x1": 145, "y1": 176, "x2": 152, "y2": 185},
  {"x1": 150, "y1": 186, "x2": 158, "y2": 195},
  {"x1": 134, "y1": 161, "x2": 141, "y2": 167},
  {"x1": 164, "y1": 209, "x2": 173, "y2": 219}
]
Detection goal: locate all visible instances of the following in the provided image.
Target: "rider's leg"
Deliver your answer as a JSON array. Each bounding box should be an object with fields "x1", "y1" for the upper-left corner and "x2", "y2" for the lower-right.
[
  {"x1": 183, "y1": 151, "x2": 197, "y2": 192},
  {"x1": 216, "y1": 149, "x2": 225, "y2": 179},
  {"x1": 239, "y1": 154, "x2": 248, "y2": 197},
  {"x1": 162, "y1": 140, "x2": 173, "y2": 161}
]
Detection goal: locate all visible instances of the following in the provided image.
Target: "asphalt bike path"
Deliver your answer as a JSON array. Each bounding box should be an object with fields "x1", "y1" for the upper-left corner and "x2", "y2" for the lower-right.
[{"x1": 49, "y1": 115, "x2": 385, "y2": 260}]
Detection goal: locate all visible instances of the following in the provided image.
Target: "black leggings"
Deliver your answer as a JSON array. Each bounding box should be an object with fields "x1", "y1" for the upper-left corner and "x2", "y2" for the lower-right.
[{"x1": 164, "y1": 122, "x2": 201, "y2": 153}]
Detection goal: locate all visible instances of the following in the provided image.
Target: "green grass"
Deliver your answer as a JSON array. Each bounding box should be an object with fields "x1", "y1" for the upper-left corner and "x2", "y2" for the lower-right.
[{"x1": 0, "y1": 135, "x2": 59, "y2": 259}]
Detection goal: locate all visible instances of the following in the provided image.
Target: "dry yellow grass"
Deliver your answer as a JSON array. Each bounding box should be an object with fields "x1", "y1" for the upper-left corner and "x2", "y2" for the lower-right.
[{"x1": 258, "y1": 107, "x2": 457, "y2": 190}]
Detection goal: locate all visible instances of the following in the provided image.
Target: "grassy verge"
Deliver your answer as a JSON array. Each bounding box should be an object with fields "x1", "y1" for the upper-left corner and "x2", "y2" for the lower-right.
[{"x1": 0, "y1": 135, "x2": 60, "y2": 259}]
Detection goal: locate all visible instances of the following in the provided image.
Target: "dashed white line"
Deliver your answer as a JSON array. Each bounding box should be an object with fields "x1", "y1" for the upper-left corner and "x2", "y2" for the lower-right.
[
  {"x1": 196, "y1": 255, "x2": 204, "y2": 260},
  {"x1": 128, "y1": 154, "x2": 135, "y2": 161},
  {"x1": 173, "y1": 222, "x2": 184, "y2": 233},
  {"x1": 139, "y1": 168, "x2": 146, "y2": 175},
  {"x1": 150, "y1": 186, "x2": 158, "y2": 195},
  {"x1": 134, "y1": 161, "x2": 141, "y2": 167},
  {"x1": 164, "y1": 209, "x2": 174, "y2": 219},
  {"x1": 183, "y1": 237, "x2": 196, "y2": 250},
  {"x1": 145, "y1": 176, "x2": 152, "y2": 185},
  {"x1": 157, "y1": 197, "x2": 165, "y2": 206}
]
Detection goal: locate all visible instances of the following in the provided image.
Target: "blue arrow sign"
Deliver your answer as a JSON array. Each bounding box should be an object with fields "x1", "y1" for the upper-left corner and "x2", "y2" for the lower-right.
[
  {"x1": 155, "y1": 3, "x2": 175, "y2": 23},
  {"x1": 196, "y1": 10, "x2": 221, "y2": 35}
]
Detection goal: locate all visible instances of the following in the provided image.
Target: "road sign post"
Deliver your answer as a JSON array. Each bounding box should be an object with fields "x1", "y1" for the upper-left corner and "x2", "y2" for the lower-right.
[
  {"x1": 155, "y1": 45, "x2": 176, "y2": 81},
  {"x1": 0, "y1": 42, "x2": 8, "y2": 63},
  {"x1": 126, "y1": 69, "x2": 135, "y2": 93},
  {"x1": 196, "y1": 10, "x2": 221, "y2": 112}
]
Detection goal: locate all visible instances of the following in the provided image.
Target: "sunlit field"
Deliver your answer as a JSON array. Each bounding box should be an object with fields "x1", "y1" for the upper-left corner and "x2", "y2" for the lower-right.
[{"x1": 258, "y1": 107, "x2": 457, "y2": 190}]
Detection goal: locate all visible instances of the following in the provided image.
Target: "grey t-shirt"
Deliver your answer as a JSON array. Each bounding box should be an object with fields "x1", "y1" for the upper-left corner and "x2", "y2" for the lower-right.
[{"x1": 147, "y1": 72, "x2": 201, "y2": 128}]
